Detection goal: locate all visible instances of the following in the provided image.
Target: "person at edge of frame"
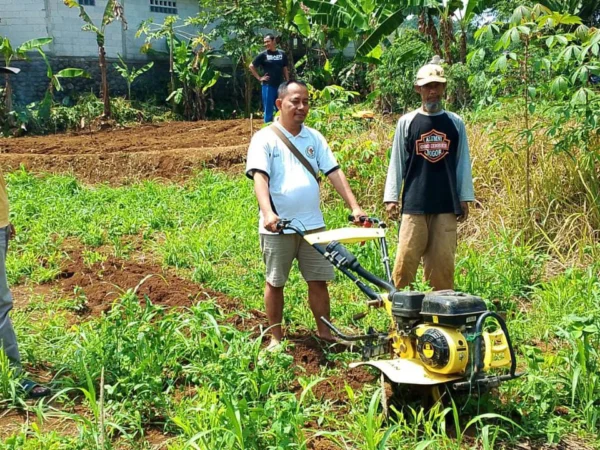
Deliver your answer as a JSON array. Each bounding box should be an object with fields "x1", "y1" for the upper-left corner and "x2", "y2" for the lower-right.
[
  {"x1": 383, "y1": 57, "x2": 475, "y2": 291},
  {"x1": 249, "y1": 33, "x2": 290, "y2": 123},
  {"x1": 0, "y1": 169, "x2": 51, "y2": 399},
  {"x1": 245, "y1": 80, "x2": 367, "y2": 351}
]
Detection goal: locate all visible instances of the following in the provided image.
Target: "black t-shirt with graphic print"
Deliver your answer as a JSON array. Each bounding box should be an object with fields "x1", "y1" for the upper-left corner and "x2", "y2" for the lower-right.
[
  {"x1": 402, "y1": 112, "x2": 462, "y2": 215},
  {"x1": 252, "y1": 50, "x2": 288, "y2": 87}
]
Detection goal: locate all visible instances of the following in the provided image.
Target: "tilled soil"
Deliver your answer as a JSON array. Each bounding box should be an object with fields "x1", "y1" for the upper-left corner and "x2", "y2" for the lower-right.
[
  {"x1": 55, "y1": 249, "x2": 376, "y2": 400},
  {"x1": 307, "y1": 437, "x2": 341, "y2": 450},
  {"x1": 287, "y1": 333, "x2": 376, "y2": 403},
  {"x1": 60, "y1": 251, "x2": 228, "y2": 316},
  {"x1": 0, "y1": 120, "x2": 252, "y2": 183},
  {"x1": 3, "y1": 247, "x2": 379, "y2": 444}
]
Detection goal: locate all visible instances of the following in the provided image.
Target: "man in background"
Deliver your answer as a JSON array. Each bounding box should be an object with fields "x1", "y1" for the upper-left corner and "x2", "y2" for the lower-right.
[{"x1": 249, "y1": 34, "x2": 290, "y2": 123}]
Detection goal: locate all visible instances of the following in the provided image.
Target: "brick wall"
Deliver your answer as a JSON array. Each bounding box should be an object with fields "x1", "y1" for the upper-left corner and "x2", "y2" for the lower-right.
[{"x1": 0, "y1": 0, "x2": 48, "y2": 47}]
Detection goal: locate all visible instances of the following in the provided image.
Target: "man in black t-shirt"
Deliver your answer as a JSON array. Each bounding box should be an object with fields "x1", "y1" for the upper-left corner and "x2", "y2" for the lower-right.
[
  {"x1": 249, "y1": 34, "x2": 290, "y2": 123},
  {"x1": 383, "y1": 60, "x2": 475, "y2": 291}
]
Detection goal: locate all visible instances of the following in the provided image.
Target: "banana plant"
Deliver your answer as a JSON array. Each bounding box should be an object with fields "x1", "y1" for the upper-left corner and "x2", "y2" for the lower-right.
[
  {"x1": 166, "y1": 37, "x2": 224, "y2": 120},
  {"x1": 114, "y1": 54, "x2": 153, "y2": 100},
  {"x1": 302, "y1": 0, "x2": 491, "y2": 64},
  {"x1": 301, "y1": 0, "x2": 374, "y2": 57},
  {"x1": 37, "y1": 47, "x2": 90, "y2": 120},
  {"x1": 63, "y1": 0, "x2": 128, "y2": 119},
  {"x1": 0, "y1": 36, "x2": 52, "y2": 113},
  {"x1": 301, "y1": 0, "x2": 441, "y2": 61},
  {"x1": 137, "y1": 16, "x2": 189, "y2": 109},
  {"x1": 455, "y1": 0, "x2": 485, "y2": 63}
]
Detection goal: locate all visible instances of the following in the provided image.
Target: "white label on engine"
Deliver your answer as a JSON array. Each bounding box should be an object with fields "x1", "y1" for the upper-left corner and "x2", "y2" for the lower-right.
[{"x1": 466, "y1": 316, "x2": 477, "y2": 323}]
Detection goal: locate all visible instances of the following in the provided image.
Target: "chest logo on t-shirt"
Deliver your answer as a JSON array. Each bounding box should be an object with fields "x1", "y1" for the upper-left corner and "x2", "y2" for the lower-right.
[
  {"x1": 415, "y1": 129, "x2": 451, "y2": 163},
  {"x1": 266, "y1": 54, "x2": 283, "y2": 61},
  {"x1": 305, "y1": 146, "x2": 316, "y2": 159}
]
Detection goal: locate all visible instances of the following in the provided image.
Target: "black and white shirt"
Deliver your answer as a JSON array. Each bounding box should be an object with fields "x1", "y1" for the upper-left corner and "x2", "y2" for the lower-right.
[{"x1": 384, "y1": 108, "x2": 475, "y2": 215}]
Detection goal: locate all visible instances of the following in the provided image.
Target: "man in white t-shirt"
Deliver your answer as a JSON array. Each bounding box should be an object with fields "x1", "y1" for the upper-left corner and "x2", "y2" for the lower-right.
[{"x1": 246, "y1": 80, "x2": 366, "y2": 350}]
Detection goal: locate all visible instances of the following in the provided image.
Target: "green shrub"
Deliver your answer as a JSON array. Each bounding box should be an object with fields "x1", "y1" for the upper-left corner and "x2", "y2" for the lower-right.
[{"x1": 367, "y1": 29, "x2": 432, "y2": 113}]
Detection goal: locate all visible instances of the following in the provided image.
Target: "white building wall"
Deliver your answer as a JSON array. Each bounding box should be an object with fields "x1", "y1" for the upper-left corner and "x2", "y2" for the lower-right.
[
  {"x1": 47, "y1": 0, "x2": 124, "y2": 57},
  {"x1": 124, "y1": 0, "x2": 201, "y2": 60},
  {"x1": 0, "y1": 0, "x2": 201, "y2": 60},
  {"x1": 0, "y1": 0, "x2": 49, "y2": 49}
]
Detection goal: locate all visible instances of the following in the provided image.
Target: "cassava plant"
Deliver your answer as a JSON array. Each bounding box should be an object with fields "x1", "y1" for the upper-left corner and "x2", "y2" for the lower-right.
[
  {"x1": 474, "y1": 4, "x2": 600, "y2": 241},
  {"x1": 113, "y1": 54, "x2": 153, "y2": 100},
  {"x1": 136, "y1": 16, "x2": 193, "y2": 110},
  {"x1": 63, "y1": 0, "x2": 128, "y2": 119}
]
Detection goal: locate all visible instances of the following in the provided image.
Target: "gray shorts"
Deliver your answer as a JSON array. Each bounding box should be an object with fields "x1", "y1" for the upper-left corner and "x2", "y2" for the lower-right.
[{"x1": 259, "y1": 228, "x2": 335, "y2": 287}]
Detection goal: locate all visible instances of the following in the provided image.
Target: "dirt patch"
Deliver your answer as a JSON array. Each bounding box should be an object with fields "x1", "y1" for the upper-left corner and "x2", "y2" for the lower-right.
[
  {"x1": 58, "y1": 252, "x2": 377, "y2": 400},
  {"x1": 0, "y1": 406, "x2": 84, "y2": 441},
  {"x1": 57, "y1": 252, "x2": 376, "y2": 403},
  {"x1": 142, "y1": 427, "x2": 177, "y2": 449},
  {"x1": 313, "y1": 366, "x2": 376, "y2": 402},
  {"x1": 0, "y1": 120, "x2": 252, "y2": 184},
  {"x1": 287, "y1": 334, "x2": 377, "y2": 403},
  {"x1": 288, "y1": 334, "x2": 338, "y2": 376},
  {"x1": 11, "y1": 282, "x2": 61, "y2": 310},
  {"x1": 512, "y1": 436, "x2": 597, "y2": 450},
  {"x1": 59, "y1": 251, "x2": 238, "y2": 318},
  {"x1": 307, "y1": 437, "x2": 341, "y2": 450}
]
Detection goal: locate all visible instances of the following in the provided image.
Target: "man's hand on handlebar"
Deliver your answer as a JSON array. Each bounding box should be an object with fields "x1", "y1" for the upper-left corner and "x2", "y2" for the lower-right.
[
  {"x1": 350, "y1": 207, "x2": 367, "y2": 225},
  {"x1": 263, "y1": 211, "x2": 281, "y2": 233},
  {"x1": 385, "y1": 202, "x2": 399, "y2": 221}
]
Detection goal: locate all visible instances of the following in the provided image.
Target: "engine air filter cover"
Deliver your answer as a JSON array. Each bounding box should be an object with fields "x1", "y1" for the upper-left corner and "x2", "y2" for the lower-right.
[
  {"x1": 421, "y1": 291, "x2": 487, "y2": 327},
  {"x1": 391, "y1": 291, "x2": 424, "y2": 319}
]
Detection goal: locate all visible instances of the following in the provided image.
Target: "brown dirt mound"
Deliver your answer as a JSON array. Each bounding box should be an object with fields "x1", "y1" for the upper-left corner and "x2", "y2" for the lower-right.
[
  {"x1": 287, "y1": 334, "x2": 377, "y2": 403},
  {"x1": 0, "y1": 120, "x2": 252, "y2": 183},
  {"x1": 60, "y1": 251, "x2": 242, "y2": 318},
  {"x1": 307, "y1": 437, "x2": 341, "y2": 450},
  {"x1": 0, "y1": 407, "x2": 85, "y2": 441}
]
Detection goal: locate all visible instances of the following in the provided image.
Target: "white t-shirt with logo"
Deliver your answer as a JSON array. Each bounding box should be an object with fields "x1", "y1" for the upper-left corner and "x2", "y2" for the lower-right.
[{"x1": 246, "y1": 122, "x2": 339, "y2": 234}]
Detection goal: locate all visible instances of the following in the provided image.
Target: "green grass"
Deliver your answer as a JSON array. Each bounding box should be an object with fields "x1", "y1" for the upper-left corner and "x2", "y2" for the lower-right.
[{"x1": 1, "y1": 166, "x2": 599, "y2": 448}]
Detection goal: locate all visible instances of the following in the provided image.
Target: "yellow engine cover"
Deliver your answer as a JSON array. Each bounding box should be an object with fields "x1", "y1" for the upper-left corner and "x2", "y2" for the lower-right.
[{"x1": 415, "y1": 325, "x2": 469, "y2": 375}]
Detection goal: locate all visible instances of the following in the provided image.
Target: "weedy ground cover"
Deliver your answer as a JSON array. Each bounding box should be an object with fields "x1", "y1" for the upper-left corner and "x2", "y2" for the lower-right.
[{"x1": 0, "y1": 116, "x2": 598, "y2": 448}]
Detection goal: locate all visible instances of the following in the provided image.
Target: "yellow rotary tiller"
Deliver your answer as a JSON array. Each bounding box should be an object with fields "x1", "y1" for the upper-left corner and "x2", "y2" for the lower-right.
[{"x1": 278, "y1": 217, "x2": 523, "y2": 401}]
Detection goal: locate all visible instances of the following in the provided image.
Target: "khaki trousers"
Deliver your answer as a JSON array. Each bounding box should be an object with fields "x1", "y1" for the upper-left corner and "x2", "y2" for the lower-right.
[{"x1": 392, "y1": 213, "x2": 457, "y2": 291}]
